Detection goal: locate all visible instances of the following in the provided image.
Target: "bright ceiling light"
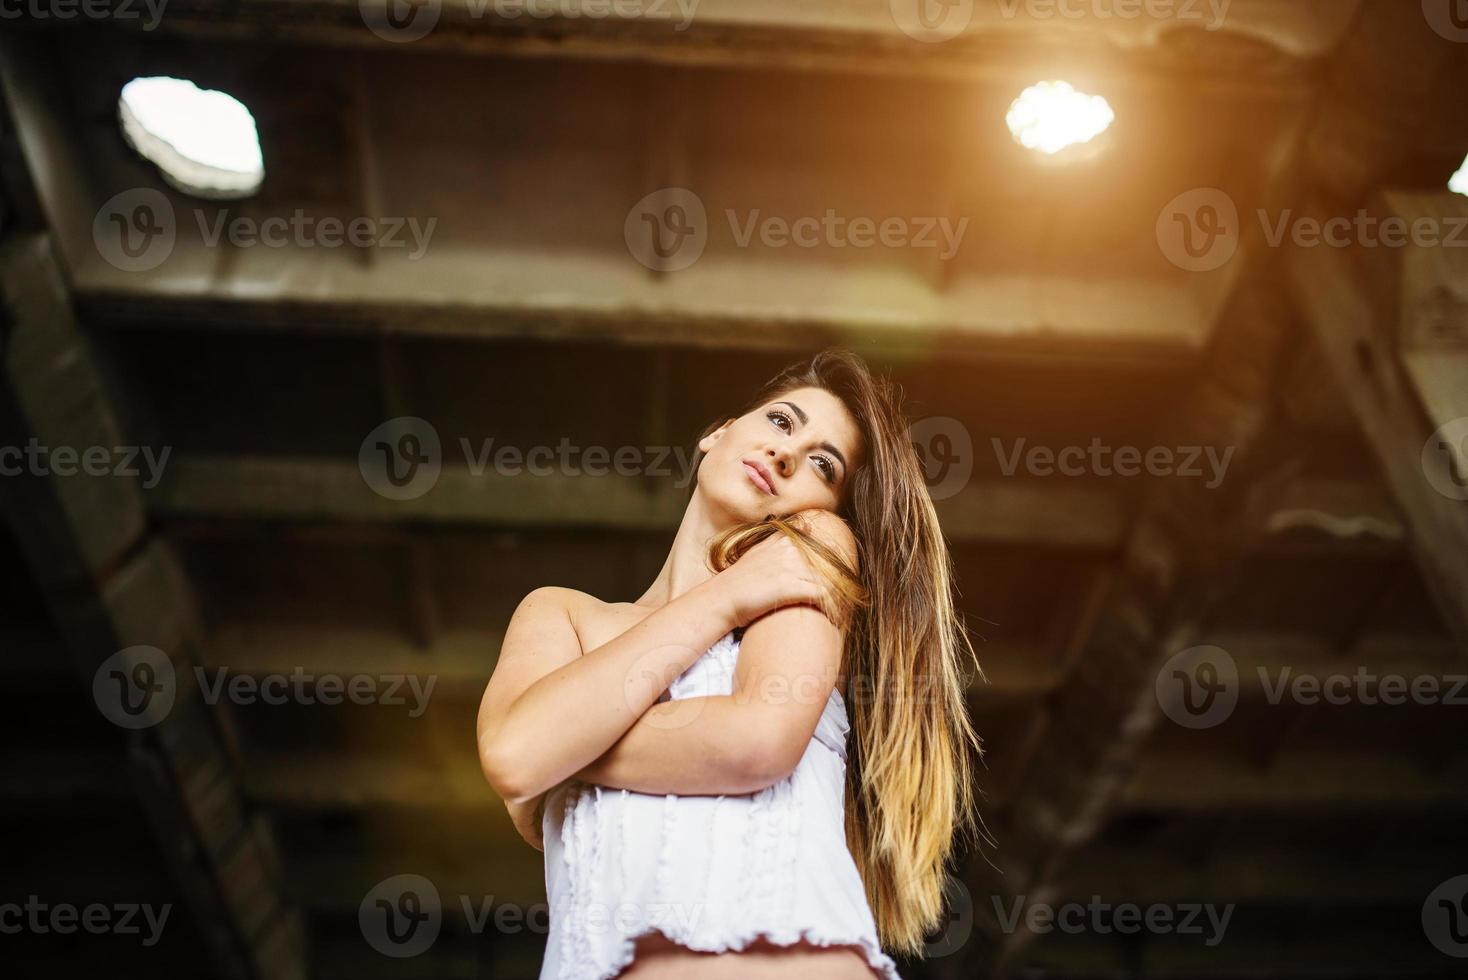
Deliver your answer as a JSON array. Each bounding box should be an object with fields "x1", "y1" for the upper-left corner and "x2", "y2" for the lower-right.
[
  {"x1": 1006, "y1": 81, "x2": 1115, "y2": 156},
  {"x1": 119, "y1": 77, "x2": 264, "y2": 199},
  {"x1": 1450, "y1": 153, "x2": 1468, "y2": 197}
]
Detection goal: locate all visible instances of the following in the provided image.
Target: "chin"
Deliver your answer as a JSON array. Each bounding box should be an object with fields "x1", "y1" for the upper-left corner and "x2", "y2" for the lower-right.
[{"x1": 708, "y1": 481, "x2": 778, "y2": 524}]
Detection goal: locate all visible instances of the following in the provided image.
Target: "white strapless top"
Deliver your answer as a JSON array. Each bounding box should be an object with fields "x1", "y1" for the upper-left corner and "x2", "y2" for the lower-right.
[{"x1": 539, "y1": 628, "x2": 902, "y2": 980}]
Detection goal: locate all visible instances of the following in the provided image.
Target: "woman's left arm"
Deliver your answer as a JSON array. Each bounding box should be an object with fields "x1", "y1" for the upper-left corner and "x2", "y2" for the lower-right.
[
  {"x1": 574, "y1": 602, "x2": 843, "y2": 795},
  {"x1": 576, "y1": 512, "x2": 856, "y2": 796},
  {"x1": 506, "y1": 793, "x2": 547, "y2": 851}
]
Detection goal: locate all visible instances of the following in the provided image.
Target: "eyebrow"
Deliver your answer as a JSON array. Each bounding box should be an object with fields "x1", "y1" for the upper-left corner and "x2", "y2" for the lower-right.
[{"x1": 773, "y1": 400, "x2": 849, "y2": 478}]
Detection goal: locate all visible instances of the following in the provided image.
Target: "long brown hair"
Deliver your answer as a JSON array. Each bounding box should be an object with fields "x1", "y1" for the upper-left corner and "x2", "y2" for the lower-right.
[{"x1": 689, "y1": 347, "x2": 985, "y2": 957}]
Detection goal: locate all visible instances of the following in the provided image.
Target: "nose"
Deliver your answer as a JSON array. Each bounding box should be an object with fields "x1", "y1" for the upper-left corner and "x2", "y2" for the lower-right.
[{"x1": 767, "y1": 446, "x2": 793, "y2": 477}]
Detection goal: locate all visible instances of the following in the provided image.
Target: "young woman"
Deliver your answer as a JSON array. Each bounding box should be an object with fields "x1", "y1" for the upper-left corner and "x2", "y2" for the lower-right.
[{"x1": 477, "y1": 348, "x2": 983, "y2": 979}]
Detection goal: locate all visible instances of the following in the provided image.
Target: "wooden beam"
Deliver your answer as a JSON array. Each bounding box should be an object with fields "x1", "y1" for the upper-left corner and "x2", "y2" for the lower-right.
[
  {"x1": 0, "y1": 233, "x2": 307, "y2": 980},
  {"x1": 151, "y1": 454, "x2": 1130, "y2": 549},
  {"x1": 204, "y1": 623, "x2": 1059, "y2": 696},
  {"x1": 2, "y1": 0, "x2": 1353, "y2": 88},
  {"x1": 968, "y1": 273, "x2": 1303, "y2": 974},
  {"x1": 74, "y1": 259, "x2": 1210, "y2": 372},
  {"x1": 1123, "y1": 750, "x2": 1468, "y2": 812},
  {"x1": 1285, "y1": 196, "x2": 1468, "y2": 647},
  {"x1": 242, "y1": 744, "x2": 1467, "y2": 817}
]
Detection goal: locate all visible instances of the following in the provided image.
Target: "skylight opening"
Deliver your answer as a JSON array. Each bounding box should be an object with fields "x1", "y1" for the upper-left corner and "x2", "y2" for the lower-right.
[
  {"x1": 118, "y1": 77, "x2": 264, "y2": 199},
  {"x1": 1006, "y1": 81, "x2": 1115, "y2": 157}
]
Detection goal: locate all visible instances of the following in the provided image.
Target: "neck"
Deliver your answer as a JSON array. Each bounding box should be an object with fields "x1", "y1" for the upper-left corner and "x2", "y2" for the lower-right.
[{"x1": 634, "y1": 489, "x2": 735, "y2": 609}]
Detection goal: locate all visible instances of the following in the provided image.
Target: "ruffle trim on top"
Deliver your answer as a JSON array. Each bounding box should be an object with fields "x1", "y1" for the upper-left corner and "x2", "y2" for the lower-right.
[
  {"x1": 654, "y1": 792, "x2": 679, "y2": 902},
  {"x1": 602, "y1": 924, "x2": 903, "y2": 980}
]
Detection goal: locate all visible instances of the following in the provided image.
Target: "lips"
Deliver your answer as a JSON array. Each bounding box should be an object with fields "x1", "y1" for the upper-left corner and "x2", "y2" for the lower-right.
[{"x1": 743, "y1": 460, "x2": 776, "y2": 495}]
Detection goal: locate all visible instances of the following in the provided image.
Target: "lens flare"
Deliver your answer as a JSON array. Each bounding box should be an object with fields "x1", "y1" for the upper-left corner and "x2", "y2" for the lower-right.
[{"x1": 1006, "y1": 81, "x2": 1115, "y2": 156}]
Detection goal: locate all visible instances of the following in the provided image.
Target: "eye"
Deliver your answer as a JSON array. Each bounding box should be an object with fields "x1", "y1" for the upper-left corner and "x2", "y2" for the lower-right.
[{"x1": 769, "y1": 409, "x2": 838, "y2": 484}]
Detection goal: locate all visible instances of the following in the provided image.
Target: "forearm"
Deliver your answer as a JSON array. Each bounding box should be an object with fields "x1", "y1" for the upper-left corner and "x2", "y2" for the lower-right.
[
  {"x1": 482, "y1": 578, "x2": 736, "y2": 802},
  {"x1": 575, "y1": 695, "x2": 781, "y2": 796},
  {"x1": 505, "y1": 793, "x2": 546, "y2": 852}
]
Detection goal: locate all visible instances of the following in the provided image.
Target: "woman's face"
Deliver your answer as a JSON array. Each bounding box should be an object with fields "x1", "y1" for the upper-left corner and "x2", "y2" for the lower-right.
[{"x1": 697, "y1": 385, "x2": 864, "y2": 522}]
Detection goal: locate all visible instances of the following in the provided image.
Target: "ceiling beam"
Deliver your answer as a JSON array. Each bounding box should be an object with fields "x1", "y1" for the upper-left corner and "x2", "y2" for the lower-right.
[
  {"x1": 1285, "y1": 194, "x2": 1468, "y2": 648},
  {"x1": 968, "y1": 272, "x2": 1303, "y2": 974},
  {"x1": 4, "y1": 0, "x2": 1355, "y2": 87},
  {"x1": 74, "y1": 258, "x2": 1211, "y2": 372},
  {"x1": 203, "y1": 623, "x2": 1060, "y2": 696},
  {"x1": 151, "y1": 454, "x2": 1130, "y2": 549},
  {"x1": 0, "y1": 233, "x2": 308, "y2": 980},
  {"x1": 242, "y1": 744, "x2": 1465, "y2": 816}
]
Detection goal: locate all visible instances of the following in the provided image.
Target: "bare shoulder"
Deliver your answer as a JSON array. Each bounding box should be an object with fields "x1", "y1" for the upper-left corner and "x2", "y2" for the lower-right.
[
  {"x1": 790, "y1": 508, "x2": 860, "y2": 570},
  {"x1": 512, "y1": 585, "x2": 581, "y2": 617},
  {"x1": 514, "y1": 586, "x2": 643, "y2": 657}
]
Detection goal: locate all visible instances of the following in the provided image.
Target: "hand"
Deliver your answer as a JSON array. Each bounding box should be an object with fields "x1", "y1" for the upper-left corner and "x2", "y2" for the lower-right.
[
  {"x1": 506, "y1": 794, "x2": 546, "y2": 852},
  {"x1": 714, "y1": 519, "x2": 839, "y2": 629}
]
